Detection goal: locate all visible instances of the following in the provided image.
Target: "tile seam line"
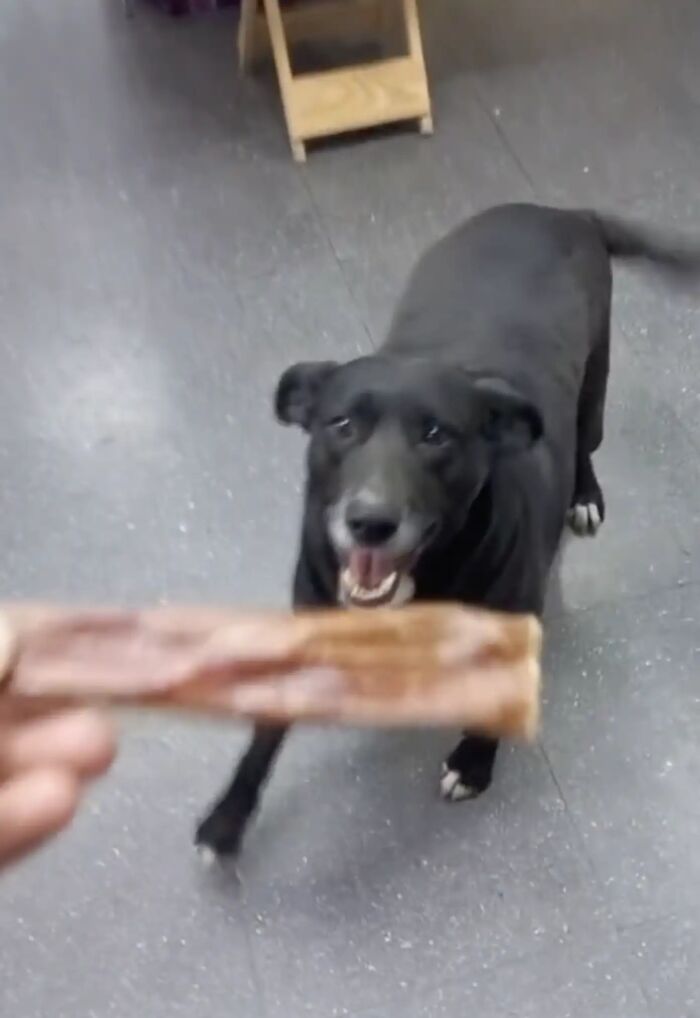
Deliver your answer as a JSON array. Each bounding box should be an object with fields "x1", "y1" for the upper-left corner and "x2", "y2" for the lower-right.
[
  {"x1": 544, "y1": 573, "x2": 700, "y2": 626},
  {"x1": 343, "y1": 925, "x2": 645, "y2": 1018},
  {"x1": 537, "y1": 740, "x2": 658, "y2": 1014},
  {"x1": 232, "y1": 891, "x2": 274, "y2": 1018},
  {"x1": 614, "y1": 313, "x2": 700, "y2": 461},
  {"x1": 297, "y1": 162, "x2": 379, "y2": 352},
  {"x1": 469, "y1": 76, "x2": 539, "y2": 199},
  {"x1": 203, "y1": 865, "x2": 273, "y2": 1018},
  {"x1": 614, "y1": 907, "x2": 688, "y2": 935}
]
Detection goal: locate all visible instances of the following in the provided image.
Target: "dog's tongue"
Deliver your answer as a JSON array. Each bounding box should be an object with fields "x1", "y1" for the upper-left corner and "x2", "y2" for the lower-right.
[{"x1": 348, "y1": 549, "x2": 394, "y2": 590}]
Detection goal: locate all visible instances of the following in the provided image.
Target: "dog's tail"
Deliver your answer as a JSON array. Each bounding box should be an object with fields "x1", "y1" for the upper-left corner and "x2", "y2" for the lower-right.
[{"x1": 587, "y1": 210, "x2": 700, "y2": 280}]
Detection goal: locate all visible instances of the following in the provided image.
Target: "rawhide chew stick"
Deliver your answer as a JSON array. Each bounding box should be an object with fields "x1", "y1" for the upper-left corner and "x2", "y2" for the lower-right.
[{"x1": 0, "y1": 603, "x2": 542, "y2": 739}]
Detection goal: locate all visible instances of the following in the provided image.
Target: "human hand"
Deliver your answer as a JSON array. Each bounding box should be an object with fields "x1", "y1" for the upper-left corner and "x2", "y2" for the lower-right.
[{"x1": 0, "y1": 706, "x2": 116, "y2": 869}]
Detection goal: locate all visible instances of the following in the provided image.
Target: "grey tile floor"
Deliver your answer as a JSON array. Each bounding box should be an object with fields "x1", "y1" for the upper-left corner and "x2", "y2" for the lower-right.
[{"x1": 1, "y1": 1, "x2": 699, "y2": 1015}]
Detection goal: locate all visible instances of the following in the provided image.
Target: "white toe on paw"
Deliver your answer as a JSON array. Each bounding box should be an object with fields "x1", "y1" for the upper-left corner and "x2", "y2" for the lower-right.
[
  {"x1": 196, "y1": 844, "x2": 219, "y2": 869},
  {"x1": 439, "y1": 765, "x2": 477, "y2": 802},
  {"x1": 567, "y1": 502, "x2": 602, "y2": 537},
  {"x1": 587, "y1": 503, "x2": 602, "y2": 533}
]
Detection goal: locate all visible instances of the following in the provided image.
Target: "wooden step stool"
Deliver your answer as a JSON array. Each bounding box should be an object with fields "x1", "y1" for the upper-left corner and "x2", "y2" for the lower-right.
[{"x1": 237, "y1": 0, "x2": 433, "y2": 161}]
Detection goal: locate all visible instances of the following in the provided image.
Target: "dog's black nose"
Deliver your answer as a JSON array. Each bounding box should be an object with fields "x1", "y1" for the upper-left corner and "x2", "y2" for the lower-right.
[{"x1": 346, "y1": 500, "x2": 400, "y2": 546}]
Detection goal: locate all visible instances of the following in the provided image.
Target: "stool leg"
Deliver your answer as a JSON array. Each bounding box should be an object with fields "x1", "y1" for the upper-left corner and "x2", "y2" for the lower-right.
[
  {"x1": 291, "y1": 139, "x2": 307, "y2": 163},
  {"x1": 401, "y1": 0, "x2": 425, "y2": 60},
  {"x1": 238, "y1": 0, "x2": 259, "y2": 74},
  {"x1": 263, "y1": 0, "x2": 305, "y2": 161},
  {"x1": 399, "y1": 0, "x2": 433, "y2": 134}
]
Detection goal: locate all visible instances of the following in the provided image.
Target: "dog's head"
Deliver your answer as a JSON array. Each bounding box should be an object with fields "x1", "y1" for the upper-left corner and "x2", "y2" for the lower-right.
[{"x1": 275, "y1": 355, "x2": 542, "y2": 607}]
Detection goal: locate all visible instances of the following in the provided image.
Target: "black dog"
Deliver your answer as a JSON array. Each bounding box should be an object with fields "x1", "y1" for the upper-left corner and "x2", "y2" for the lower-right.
[{"x1": 197, "y1": 203, "x2": 699, "y2": 859}]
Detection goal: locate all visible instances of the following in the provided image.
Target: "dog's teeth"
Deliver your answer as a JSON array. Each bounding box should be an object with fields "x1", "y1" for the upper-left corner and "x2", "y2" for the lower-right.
[
  {"x1": 339, "y1": 567, "x2": 409, "y2": 608},
  {"x1": 348, "y1": 571, "x2": 399, "y2": 603}
]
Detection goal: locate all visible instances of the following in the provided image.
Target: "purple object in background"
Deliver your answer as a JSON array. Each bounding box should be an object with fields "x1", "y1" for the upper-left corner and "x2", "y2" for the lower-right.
[{"x1": 146, "y1": 0, "x2": 239, "y2": 15}]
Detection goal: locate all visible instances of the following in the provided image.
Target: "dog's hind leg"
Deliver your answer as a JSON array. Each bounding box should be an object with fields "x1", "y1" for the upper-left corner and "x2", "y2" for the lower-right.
[
  {"x1": 568, "y1": 323, "x2": 610, "y2": 537},
  {"x1": 440, "y1": 733, "x2": 498, "y2": 802},
  {"x1": 195, "y1": 725, "x2": 288, "y2": 861}
]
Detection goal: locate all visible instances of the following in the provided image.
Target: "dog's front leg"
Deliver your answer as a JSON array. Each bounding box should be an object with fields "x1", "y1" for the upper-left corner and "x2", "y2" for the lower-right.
[
  {"x1": 195, "y1": 724, "x2": 289, "y2": 860},
  {"x1": 195, "y1": 557, "x2": 331, "y2": 859},
  {"x1": 440, "y1": 733, "x2": 499, "y2": 802},
  {"x1": 439, "y1": 581, "x2": 546, "y2": 802}
]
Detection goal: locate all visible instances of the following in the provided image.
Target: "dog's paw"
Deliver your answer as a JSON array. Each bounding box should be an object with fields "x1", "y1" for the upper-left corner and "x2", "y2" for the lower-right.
[
  {"x1": 440, "y1": 763, "x2": 480, "y2": 802},
  {"x1": 569, "y1": 460, "x2": 605, "y2": 538},
  {"x1": 440, "y1": 736, "x2": 496, "y2": 803},
  {"x1": 567, "y1": 500, "x2": 603, "y2": 537},
  {"x1": 196, "y1": 843, "x2": 221, "y2": 869},
  {"x1": 195, "y1": 807, "x2": 246, "y2": 862},
  {"x1": 439, "y1": 761, "x2": 492, "y2": 803}
]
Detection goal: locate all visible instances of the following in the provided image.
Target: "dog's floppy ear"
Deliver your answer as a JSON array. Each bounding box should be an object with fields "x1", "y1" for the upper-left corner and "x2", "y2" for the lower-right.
[
  {"x1": 473, "y1": 376, "x2": 543, "y2": 454},
  {"x1": 274, "y1": 361, "x2": 338, "y2": 430}
]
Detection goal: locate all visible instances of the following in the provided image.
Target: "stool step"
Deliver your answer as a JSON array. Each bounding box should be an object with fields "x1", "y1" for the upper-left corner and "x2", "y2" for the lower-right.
[{"x1": 290, "y1": 56, "x2": 430, "y2": 141}]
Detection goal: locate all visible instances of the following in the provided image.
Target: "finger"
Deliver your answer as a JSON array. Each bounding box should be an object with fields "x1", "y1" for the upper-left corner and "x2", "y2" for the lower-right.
[
  {"x1": 0, "y1": 697, "x2": 79, "y2": 724},
  {"x1": 0, "y1": 708, "x2": 116, "y2": 780},
  {"x1": 0, "y1": 767, "x2": 80, "y2": 868}
]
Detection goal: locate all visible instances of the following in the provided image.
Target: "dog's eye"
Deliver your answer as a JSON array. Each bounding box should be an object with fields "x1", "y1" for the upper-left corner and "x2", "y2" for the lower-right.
[
  {"x1": 327, "y1": 416, "x2": 355, "y2": 439},
  {"x1": 421, "y1": 421, "x2": 450, "y2": 447}
]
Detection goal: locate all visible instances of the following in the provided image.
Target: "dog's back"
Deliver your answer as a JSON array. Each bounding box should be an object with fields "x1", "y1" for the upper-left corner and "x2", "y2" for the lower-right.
[
  {"x1": 384, "y1": 204, "x2": 611, "y2": 428},
  {"x1": 385, "y1": 202, "x2": 700, "y2": 426}
]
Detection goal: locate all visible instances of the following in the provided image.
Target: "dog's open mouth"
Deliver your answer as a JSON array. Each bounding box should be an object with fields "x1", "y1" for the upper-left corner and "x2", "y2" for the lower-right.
[{"x1": 339, "y1": 549, "x2": 414, "y2": 608}]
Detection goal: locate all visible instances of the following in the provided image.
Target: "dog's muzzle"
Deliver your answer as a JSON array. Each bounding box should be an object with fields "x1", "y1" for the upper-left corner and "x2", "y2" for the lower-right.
[{"x1": 329, "y1": 497, "x2": 433, "y2": 608}]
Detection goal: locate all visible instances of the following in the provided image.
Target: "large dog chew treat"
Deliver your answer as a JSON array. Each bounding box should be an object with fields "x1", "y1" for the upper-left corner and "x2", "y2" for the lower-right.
[{"x1": 0, "y1": 603, "x2": 542, "y2": 740}]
